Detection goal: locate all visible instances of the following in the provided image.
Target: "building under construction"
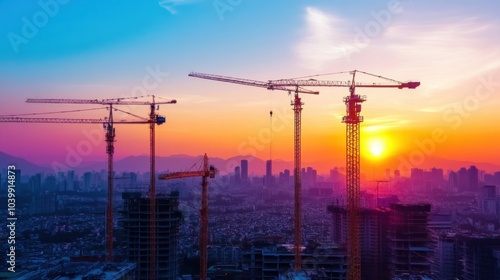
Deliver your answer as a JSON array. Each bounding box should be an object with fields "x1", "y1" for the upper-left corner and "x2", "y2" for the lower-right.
[
  {"x1": 328, "y1": 206, "x2": 391, "y2": 280},
  {"x1": 120, "y1": 191, "x2": 182, "y2": 279},
  {"x1": 388, "y1": 204, "x2": 432, "y2": 278},
  {"x1": 241, "y1": 241, "x2": 347, "y2": 280}
]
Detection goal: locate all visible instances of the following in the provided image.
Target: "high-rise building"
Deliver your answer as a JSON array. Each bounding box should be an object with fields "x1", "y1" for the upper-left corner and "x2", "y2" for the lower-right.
[
  {"x1": 265, "y1": 160, "x2": 272, "y2": 188},
  {"x1": 448, "y1": 171, "x2": 458, "y2": 190},
  {"x1": 278, "y1": 169, "x2": 291, "y2": 186},
  {"x1": 330, "y1": 167, "x2": 343, "y2": 182},
  {"x1": 481, "y1": 185, "x2": 497, "y2": 215},
  {"x1": 434, "y1": 233, "x2": 460, "y2": 280},
  {"x1": 303, "y1": 166, "x2": 317, "y2": 187},
  {"x1": 241, "y1": 159, "x2": 248, "y2": 186},
  {"x1": 494, "y1": 172, "x2": 500, "y2": 186},
  {"x1": 120, "y1": 191, "x2": 182, "y2": 279},
  {"x1": 234, "y1": 166, "x2": 241, "y2": 185},
  {"x1": 458, "y1": 167, "x2": 468, "y2": 191},
  {"x1": 43, "y1": 175, "x2": 57, "y2": 192},
  {"x1": 83, "y1": 172, "x2": 92, "y2": 190},
  {"x1": 328, "y1": 206, "x2": 391, "y2": 280},
  {"x1": 67, "y1": 170, "x2": 75, "y2": 191},
  {"x1": 460, "y1": 235, "x2": 500, "y2": 280},
  {"x1": 29, "y1": 174, "x2": 42, "y2": 194},
  {"x1": 468, "y1": 166, "x2": 479, "y2": 191},
  {"x1": 484, "y1": 173, "x2": 494, "y2": 185},
  {"x1": 284, "y1": 169, "x2": 290, "y2": 184},
  {"x1": 388, "y1": 203, "x2": 432, "y2": 278}
]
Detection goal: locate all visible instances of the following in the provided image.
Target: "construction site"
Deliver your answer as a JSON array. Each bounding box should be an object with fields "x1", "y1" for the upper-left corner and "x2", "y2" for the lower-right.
[
  {"x1": 3, "y1": 2, "x2": 500, "y2": 279},
  {"x1": 1, "y1": 70, "x2": 420, "y2": 280}
]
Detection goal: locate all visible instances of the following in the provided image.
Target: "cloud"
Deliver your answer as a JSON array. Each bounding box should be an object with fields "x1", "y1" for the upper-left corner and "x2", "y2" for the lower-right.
[
  {"x1": 294, "y1": 6, "x2": 500, "y2": 122},
  {"x1": 295, "y1": 7, "x2": 500, "y2": 94},
  {"x1": 383, "y1": 17, "x2": 500, "y2": 94},
  {"x1": 295, "y1": 7, "x2": 358, "y2": 70},
  {"x1": 363, "y1": 116, "x2": 411, "y2": 132}
]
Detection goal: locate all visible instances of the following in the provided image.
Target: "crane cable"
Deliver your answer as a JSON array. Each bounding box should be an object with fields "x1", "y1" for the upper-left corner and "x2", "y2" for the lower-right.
[{"x1": 269, "y1": 91, "x2": 273, "y2": 165}]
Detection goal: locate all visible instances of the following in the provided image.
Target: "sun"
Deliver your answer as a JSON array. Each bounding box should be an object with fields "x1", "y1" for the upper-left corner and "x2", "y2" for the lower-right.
[{"x1": 368, "y1": 139, "x2": 385, "y2": 158}]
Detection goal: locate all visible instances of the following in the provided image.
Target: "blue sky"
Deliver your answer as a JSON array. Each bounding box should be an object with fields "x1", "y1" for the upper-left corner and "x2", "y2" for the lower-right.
[{"x1": 1, "y1": 0, "x2": 500, "y2": 169}]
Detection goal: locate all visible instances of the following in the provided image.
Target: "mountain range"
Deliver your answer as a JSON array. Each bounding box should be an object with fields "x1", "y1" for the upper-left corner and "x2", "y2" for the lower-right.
[{"x1": 0, "y1": 151, "x2": 499, "y2": 176}]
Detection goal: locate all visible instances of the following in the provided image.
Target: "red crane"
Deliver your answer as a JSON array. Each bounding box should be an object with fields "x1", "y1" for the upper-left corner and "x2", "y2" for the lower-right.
[
  {"x1": 267, "y1": 70, "x2": 419, "y2": 280},
  {"x1": 158, "y1": 154, "x2": 217, "y2": 280},
  {"x1": 15, "y1": 96, "x2": 176, "y2": 278},
  {"x1": 188, "y1": 72, "x2": 318, "y2": 273}
]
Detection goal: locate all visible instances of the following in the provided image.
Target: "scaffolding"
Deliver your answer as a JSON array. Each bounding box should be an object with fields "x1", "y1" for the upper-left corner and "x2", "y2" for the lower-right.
[
  {"x1": 388, "y1": 204, "x2": 432, "y2": 278},
  {"x1": 120, "y1": 191, "x2": 182, "y2": 280}
]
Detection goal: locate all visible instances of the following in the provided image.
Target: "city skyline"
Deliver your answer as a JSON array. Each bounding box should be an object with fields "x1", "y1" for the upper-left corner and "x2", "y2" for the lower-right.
[
  {"x1": 2, "y1": 2, "x2": 500, "y2": 278},
  {"x1": 1, "y1": 1, "x2": 499, "y2": 174}
]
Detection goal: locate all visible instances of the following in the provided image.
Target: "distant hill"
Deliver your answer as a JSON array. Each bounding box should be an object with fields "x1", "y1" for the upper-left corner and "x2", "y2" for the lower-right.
[
  {"x1": 0, "y1": 151, "x2": 51, "y2": 175},
  {"x1": 82, "y1": 154, "x2": 294, "y2": 175},
  {"x1": 1, "y1": 150, "x2": 499, "y2": 176}
]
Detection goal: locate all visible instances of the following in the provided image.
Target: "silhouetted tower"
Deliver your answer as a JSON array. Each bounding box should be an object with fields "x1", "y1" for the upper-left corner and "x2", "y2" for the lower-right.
[
  {"x1": 468, "y1": 165, "x2": 479, "y2": 191},
  {"x1": 241, "y1": 159, "x2": 248, "y2": 186},
  {"x1": 266, "y1": 159, "x2": 273, "y2": 188},
  {"x1": 235, "y1": 166, "x2": 241, "y2": 185}
]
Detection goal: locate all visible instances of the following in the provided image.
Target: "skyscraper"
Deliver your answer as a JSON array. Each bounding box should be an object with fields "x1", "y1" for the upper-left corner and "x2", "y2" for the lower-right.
[
  {"x1": 468, "y1": 165, "x2": 479, "y2": 191},
  {"x1": 494, "y1": 172, "x2": 500, "y2": 186},
  {"x1": 460, "y1": 235, "x2": 500, "y2": 280},
  {"x1": 434, "y1": 233, "x2": 460, "y2": 280},
  {"x1": 234, "y1": 166, "x2": 241, "y2": 185},
  {"x1": 265, "y1": 160, "x2": 272, "y2": 188},
  {"x1": 481, "y1": 185, "x2": 497, "y2": 215},
  {"x1": 241, "y1": 159, "x2": 248, "y2": 186},
  {"x1": 121, "y1": 191, "x2": 181, "y2": 279},
  {"x1": 448, "y1": 171, "x2": 458, "y2": 190},
  {"x1": 458, "y1": 167, "x2": 468, "y2": 191}
]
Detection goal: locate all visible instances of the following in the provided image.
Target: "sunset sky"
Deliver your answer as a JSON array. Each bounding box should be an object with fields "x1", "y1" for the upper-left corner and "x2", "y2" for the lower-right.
[{"x1": 1, "y1": 0, "x2": 499, "y2": 176}]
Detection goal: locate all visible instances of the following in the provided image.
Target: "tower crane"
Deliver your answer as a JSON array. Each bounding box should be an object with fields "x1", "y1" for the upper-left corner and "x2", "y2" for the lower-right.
[
  {"x1": 0, "y1": 109, "x2": 166, "y2": 261},
  {"x1": 266, "y1": 70, "x2": 419, "y2": 280},
  {"x1": 158, "y1": 154, "x2": 217, "y2": 280},
  {"x1": 189, "y1": 70, "x2": 418, "y2": 278},
  {"x1": 188, "y1": 72, "x2": 318, "y2": 272},
  {"x1": 11, "y1": 96, "x2": 176, "y2": 277}
]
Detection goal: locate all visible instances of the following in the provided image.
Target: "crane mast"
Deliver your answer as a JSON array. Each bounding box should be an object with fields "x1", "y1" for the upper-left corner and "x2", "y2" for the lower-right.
[
  {"x1": 158, "y1": 154, "x2": 217, "y2": 280},
  {"x1": 268, "y1": 70, "x2": 419, "y2": 280},
  {"x1": 149, "y1": 99, "x2": 157, "y2": 279},
  {"x1": 21, "y1": 96, "x2": 176, "y2": 272},
  {"x1": 105, "y1": 105, "x2": 116, "y2": 261},
  {"x1": 342, "y1": 71, "x2": 365, "y2": 280},
  {"x1": 189, "y1": 72, "x2": 318, "y2": 273},
  {"x1": 292, "y1": 89, "x2": 303, "y2": 271}
]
